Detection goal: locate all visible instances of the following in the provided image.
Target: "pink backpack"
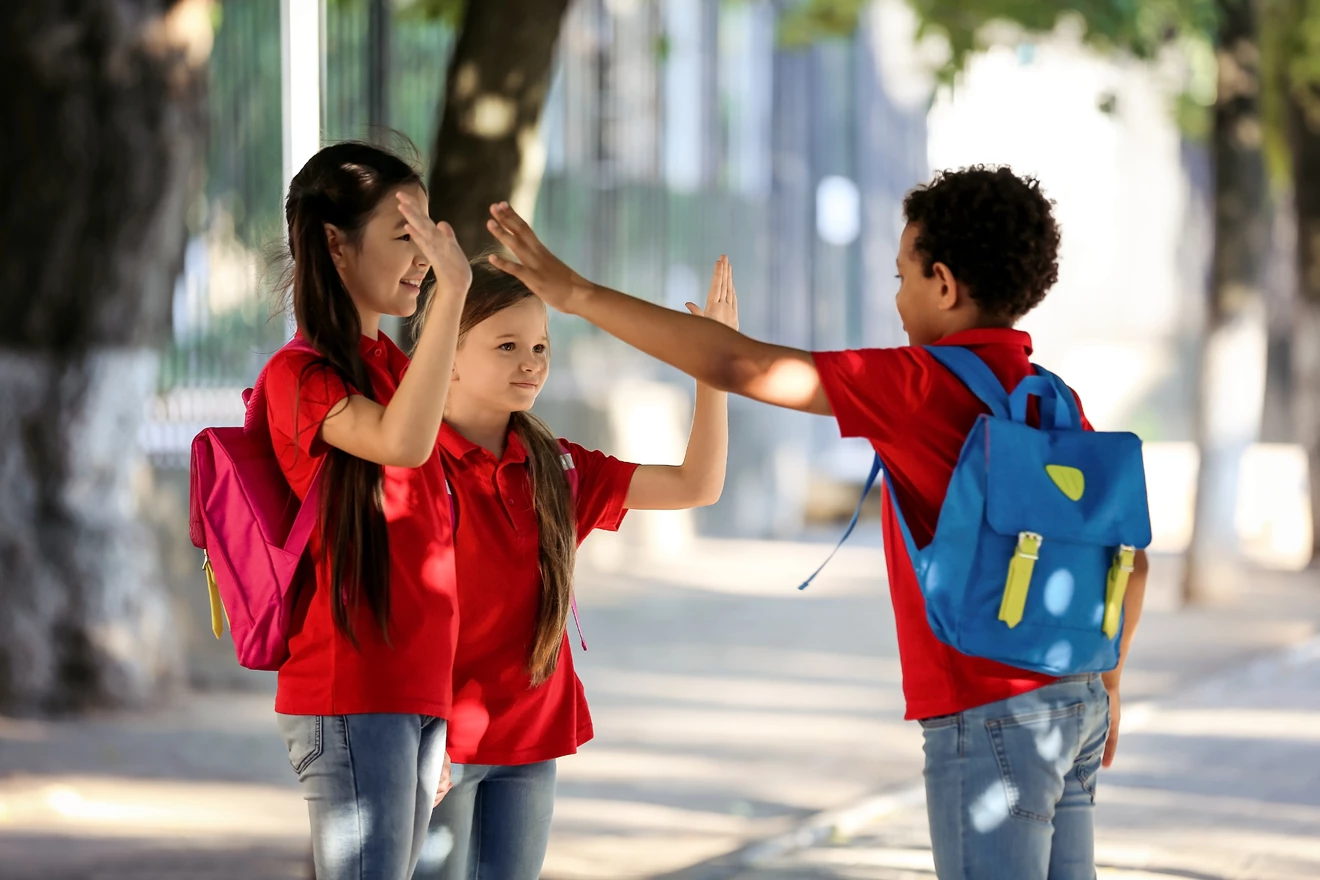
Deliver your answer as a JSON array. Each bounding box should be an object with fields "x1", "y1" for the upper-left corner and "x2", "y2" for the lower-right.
[{"x1": 189, "y1": 338, "x2": 324, "y2": 670}]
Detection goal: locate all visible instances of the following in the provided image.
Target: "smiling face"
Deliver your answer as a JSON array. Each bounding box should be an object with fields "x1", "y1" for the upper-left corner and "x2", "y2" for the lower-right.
[
  {"x1": 327, "y1": 182, "x2": 431, "y2": 323},
  {"x1": 450, "y1": 294, "x2": 550, "y2": 415}
]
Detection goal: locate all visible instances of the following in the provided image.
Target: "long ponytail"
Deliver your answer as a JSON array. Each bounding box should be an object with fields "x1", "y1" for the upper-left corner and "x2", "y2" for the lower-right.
[{"x1": 510, "y1": 410, "x2": 578, "y2": 685}]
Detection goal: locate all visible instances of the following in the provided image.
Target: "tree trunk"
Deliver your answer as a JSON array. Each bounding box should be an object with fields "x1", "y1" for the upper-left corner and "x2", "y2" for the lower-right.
[
  {"x1": 1183, "y1": 0, "x2": 1270, "y2": 603},
  {"x1": 0, "y1": 1, "x2": 209, "y2": 712},
  {"x1": 413, "y1": 0, "x2": 571, "y2": 339},
  {"x1": 1288, "y1": 79, "x2": 1320, "y2": 567}
]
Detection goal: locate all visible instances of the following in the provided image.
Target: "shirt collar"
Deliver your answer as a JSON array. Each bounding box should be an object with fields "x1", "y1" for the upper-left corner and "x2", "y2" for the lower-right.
[
  {"x1": 931, "y1": 327, "x2": 1033, "y2": 355},
  {"x1": 438, "y1": 422, "x2": 528, "y2": 465},
  {"x1": 292, "y1": 331, "x2": 396, "y2": 362},
  {"x1": 360, "y1": 333, "x2": 390, "y2": 362}
]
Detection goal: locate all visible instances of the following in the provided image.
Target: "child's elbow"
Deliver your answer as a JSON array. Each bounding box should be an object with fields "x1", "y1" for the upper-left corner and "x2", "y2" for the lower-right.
[
  {"x1": 692, "y1": 478, "x2": 725, "y2": 508},
  {"x1": 716, "y1": 353, "x2": 760, "y2": 396},
  {"x1": 386, "y1": 436, "x2": 433, "y2": 469}
]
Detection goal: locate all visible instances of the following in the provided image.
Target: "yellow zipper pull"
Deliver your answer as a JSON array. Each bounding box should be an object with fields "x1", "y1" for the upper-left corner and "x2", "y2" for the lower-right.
[
  {"x1": 1000, "y1": 532, "x2": 1042, "y2": 628},
  {"x1": 203, "y1": 550, "x2": 225, "y2": 639},
  {"x1": 1103, "y1": 545, "x2": 1136, "y2": 639}
]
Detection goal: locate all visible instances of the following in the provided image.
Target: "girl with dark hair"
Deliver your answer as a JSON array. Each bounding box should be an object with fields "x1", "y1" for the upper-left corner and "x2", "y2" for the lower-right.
[{"x1": 262, "y1": 141, "x2": 470, "y2": 879}]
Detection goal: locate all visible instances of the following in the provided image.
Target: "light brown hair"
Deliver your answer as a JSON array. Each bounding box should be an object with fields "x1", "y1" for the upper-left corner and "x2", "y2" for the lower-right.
[{"x1": 419, "y1": 257, "x2": 577, "y2": 685}]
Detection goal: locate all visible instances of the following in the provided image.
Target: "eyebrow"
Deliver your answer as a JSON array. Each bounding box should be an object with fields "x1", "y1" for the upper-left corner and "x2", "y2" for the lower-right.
[{"x1": 495, "y1": 333, "x2": 549, "y2": 341}]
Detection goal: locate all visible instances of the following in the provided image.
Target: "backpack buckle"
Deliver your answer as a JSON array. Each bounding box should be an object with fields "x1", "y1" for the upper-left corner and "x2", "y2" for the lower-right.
[
  {"x1": 1000, "y1": 532, "x2": 1042, "y2": 628},
  {"x1": 1103, "y1": 545, "x2": 1136, "y2": 639}
]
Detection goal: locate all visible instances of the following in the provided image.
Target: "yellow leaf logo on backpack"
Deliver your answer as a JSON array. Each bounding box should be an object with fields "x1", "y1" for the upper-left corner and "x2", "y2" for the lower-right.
[{"x1": 1046, "y1": 465, "x2": 1085, "y2": 501}]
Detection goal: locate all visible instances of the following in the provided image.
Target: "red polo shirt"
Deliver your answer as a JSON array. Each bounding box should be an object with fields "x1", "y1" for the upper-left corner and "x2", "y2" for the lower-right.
[
  {"x1": 438, "y1": 424, "x2": 638, "y2": 765},
  {"x1": 264, "y1": 332, "x2": 459, "y2": 719},
  {"x1": 813, "y1": 328, "x2": 1093, "y2": 720}
]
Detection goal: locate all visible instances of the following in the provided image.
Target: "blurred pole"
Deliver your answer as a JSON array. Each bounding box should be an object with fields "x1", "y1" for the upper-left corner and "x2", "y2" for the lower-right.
[
  {"x1": 281, "y1": 0, "x2": 324, "y2": 335},
  {"x1": 1287, "y1": 73, "x2": 1320, "y2": 568},
  {"x1": 366, "y1": 0, "x2": 390, "y2": 142},
  {"x1": 1183, "y1": 0, "x2": 1270, "y2": 604}
]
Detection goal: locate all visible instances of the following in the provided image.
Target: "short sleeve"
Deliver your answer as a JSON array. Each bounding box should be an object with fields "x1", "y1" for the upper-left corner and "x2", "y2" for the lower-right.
[
  {"x1": 264, "y1": 348, "x2": 358, "y2": 463},
  {"x1": 562, "y1": 440, "x2": 640, "y2": 537},
  {"x1": 811, "y1": 347, "x2": 932, "y2": 445}
]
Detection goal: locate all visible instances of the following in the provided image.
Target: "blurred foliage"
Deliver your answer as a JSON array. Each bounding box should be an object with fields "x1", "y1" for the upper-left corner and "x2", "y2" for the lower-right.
[
  {"x1": 781, "y1": 0, "x2": 1320, "y2": 165},
  {"x1": 1262, "y1": 0, "x2": 1320, "y2": 186}
]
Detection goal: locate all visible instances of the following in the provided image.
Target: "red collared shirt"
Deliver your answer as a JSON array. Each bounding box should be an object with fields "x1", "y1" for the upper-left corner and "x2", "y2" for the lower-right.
[
  {"x1": 438, "y1": 423, "x2": 638, "y2": 765},
  {"x1": 813, "y1": 329, "x2": 1093, "y2": 720},
  {"x1": 264, "y1": 332, "x2": 459, "y2": 718}
]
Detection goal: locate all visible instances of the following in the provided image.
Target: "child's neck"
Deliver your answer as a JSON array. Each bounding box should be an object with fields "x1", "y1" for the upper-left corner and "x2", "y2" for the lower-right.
[
  {"x1": 444, "y1": 401, "x2": 513, "y2": 459},
  {"x1": 932, "y1": 312, "x2": 1015, "y2": 343}
]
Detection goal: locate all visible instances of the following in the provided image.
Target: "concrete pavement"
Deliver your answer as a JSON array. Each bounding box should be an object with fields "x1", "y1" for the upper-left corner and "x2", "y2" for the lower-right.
[{"x1": 0, "y1": 539, "x2": 1316, "y2": 880}]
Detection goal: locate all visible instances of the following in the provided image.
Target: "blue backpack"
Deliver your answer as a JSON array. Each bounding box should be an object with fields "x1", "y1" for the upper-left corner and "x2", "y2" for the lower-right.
[{"x1": 803, "y1": 346, "x2": 1152, "y2": 676}]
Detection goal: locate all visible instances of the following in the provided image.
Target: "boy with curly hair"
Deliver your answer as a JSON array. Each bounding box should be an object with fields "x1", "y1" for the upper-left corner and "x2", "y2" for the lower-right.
[{"x1": 485, "y1": 165, "x2": 1149, "y2": 879}]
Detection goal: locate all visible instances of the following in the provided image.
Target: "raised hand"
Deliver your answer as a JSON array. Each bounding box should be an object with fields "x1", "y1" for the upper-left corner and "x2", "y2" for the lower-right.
[
  {"x1": 485, "y1": 201, "x2": 585, "y2": 312},
  {"x1": 397, "y1": 191, "x2": 471, "y2": 296},
  {"x1": 686, "y1": 256, "x2": 739, "y2": 331}
]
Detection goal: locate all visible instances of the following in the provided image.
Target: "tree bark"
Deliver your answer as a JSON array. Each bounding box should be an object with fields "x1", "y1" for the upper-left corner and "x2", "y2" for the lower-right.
[
  {"x1": 413, "y1": 0, "x2": 571, "y2": 340},
  {"x1": 0, "y1": 1, "x2": 209, "y2": 711},
  {"x1": 1183, "y1": 0, "x2": 1271, "y2": 603},
  {"x1": 1288, "y1": 79, "x2": 1320, "y2": 567}
]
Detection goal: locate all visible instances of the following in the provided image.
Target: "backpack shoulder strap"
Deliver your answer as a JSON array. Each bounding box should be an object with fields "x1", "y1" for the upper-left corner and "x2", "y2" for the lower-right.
[
  {"x1": 557, "y1": 440, "x2": 579, "y2": 498},
  {"x1": 556, "y1": 439, "x2": 586, "y2": 651},
  {"x1": 796, "y1": 453, "x2": 924, "y2": 590},
  {"x1": 923, "y1": 346, "x2": 1010, "y2": 419},
  {"x1": 1031, "y1": 365, "x2": 1082, "y2": 427},
  {"x1": 244, "y1": 336, "x2": 323, "y2": 435},
  {"x1": 268, "y1": 335, "x2": 329, "y2": 555}
]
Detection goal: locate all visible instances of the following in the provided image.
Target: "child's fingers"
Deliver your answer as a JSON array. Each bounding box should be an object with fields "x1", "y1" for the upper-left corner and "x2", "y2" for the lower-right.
[
  {"x1": 489, "y1": 252, "x2": 528, "y2": 283},
  {"x1": 397, "y1": 193, "x2": 426, "y2": 223},
  {"x1": 486, "y1": 218, "x2": 524, "y2": 257},
  {"x1": 685, "y1": 303, "x2": 704, "y2": 317},
  {"x1": 491, "y1": 201, "x2": 533, "y2": 237}
]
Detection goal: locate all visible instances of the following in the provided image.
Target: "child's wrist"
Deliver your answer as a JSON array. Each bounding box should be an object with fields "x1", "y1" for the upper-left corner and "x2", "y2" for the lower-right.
[{"x1": 564, "y1": 277, "x2": 595, "y2": 315}]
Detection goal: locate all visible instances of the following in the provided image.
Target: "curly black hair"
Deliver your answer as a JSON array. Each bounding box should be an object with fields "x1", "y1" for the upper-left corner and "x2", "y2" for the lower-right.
[{"x1": 902, "y1": 166, "x2": 1061, "y2": 322}]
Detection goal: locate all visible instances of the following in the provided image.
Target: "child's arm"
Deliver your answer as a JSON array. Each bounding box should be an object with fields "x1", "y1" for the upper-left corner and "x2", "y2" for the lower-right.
[
  {"x1": 486, "y1": 203, "x2": 833, "y2": 416},
  {"x1": 1100, "y1": 549, "x2": 1148, "y2": 767},
  {"x1": 623, "y1": 259, "x2": 734, "y2": 511},
  {"x1": 320, "y1": 193, "x2": 469, "y2": 468}
]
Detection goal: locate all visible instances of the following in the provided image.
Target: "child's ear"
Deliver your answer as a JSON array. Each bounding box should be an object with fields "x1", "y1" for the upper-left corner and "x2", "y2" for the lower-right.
[
  {"x1": 324, "y1": 224, "x2": 348, "y2": 270},
  {"x1": 931, "y1": 261, "x2": 962, "y2": 312}
]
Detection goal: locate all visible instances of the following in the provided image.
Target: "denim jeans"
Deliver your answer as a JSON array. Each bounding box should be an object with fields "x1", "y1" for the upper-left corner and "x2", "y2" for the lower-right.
[
  {"x1": 415, "y1": 760, "x2": 557, "y2": 880},
  {"x1": 276, "y1": 713, "x2": 448, "y2": 880},
  {"x1": 921, "y1": 675, "x2": 1110, "y2": 880}
]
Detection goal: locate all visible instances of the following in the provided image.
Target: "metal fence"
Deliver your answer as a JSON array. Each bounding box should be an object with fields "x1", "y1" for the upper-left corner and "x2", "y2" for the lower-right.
[{"x1": 149, "y1": 0, "x2": 927, "y2": 526}]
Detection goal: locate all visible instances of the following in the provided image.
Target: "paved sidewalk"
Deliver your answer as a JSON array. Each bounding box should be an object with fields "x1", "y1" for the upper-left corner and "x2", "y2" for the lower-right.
[
  {"x1": 716, "y1": 635, "x2": 1320, "y2": 880},
  {"x1": 0, "y1": 542, "x2": 1316, "y2": 880}
]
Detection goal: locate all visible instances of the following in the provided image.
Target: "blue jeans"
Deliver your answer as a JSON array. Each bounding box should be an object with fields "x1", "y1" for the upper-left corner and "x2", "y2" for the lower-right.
[
  {"x1": 921, "y1": 675, "x2": 1110, "y2": 880},
  {"x1": 415, "y1": 760, "x2": 557, "y2": 880},
  {"x1": 276, "y1": 713, "x2": 448, "y2": 880}
]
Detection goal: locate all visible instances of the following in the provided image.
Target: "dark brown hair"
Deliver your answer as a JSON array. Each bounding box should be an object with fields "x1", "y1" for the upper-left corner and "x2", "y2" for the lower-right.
[
  {"x1": 283, "y1": 141, "x2": 426, "y2": 645},
  {"x1": 420, "y1": 257, "x2": 577, "y2": 686},
  {"x1": 903, "y1": 165, "x2": 1061, "y2": 322}
]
